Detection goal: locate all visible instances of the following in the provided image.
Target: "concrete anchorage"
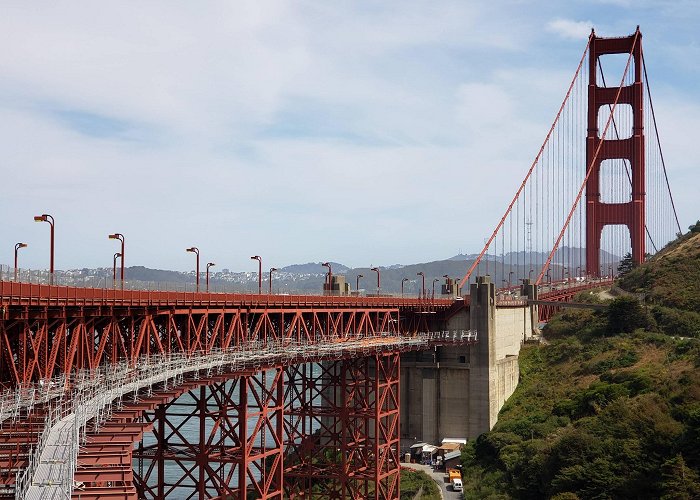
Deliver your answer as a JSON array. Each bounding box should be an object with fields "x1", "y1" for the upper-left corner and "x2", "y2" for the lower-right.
[{"x1": 401, "y1": 275, "x2": 538, "y2": 446}]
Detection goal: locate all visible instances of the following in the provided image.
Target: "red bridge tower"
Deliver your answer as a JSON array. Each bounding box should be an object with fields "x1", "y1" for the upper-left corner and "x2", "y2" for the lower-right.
[{"x1": 586, "y1": 28, "x2": 645, "y2": 276}]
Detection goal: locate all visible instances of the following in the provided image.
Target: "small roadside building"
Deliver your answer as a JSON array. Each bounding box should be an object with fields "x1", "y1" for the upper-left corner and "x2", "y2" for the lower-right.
[
  {"x1": 443, "y1": 450, "x2": 462, "y2": 471},
  {"x1": 409, "y1": 442, "x2": 427, "y2": 462}
]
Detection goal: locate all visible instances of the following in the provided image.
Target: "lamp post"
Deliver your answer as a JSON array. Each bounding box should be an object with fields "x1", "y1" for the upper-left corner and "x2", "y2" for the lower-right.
[
  {"x1": 14, "y1": 243, "x2": 27, "y2": 281},
  {"x1": 356, "y1": 274, "x2": 363, "y2": 291},
  {"x1": 562, "y1": 266, "x2": 567, "y2": 282},
  {"x1": 432, "y1": 278, "x2": 439, "y2": 298},
  {"x1": 322, "y1": 262, "x2": 332, "y2": 293},
  {"x1": 417, "y1": 272, "x2": 425, "y2": 298},
  {"x1": 250, "y1": 256, "x2": 262, "y2": 294},
  {"x1": 528, "y1": 269, "x2": 534, "y2": 282},
  {"x1": 33, "y1": 214, "x2": 54, "y2": 284},
  {"x1": 442, "y1": 274, "x2": 450, "y2": 296},
  {"x1": 508, "y1": 271, "x2": 514, "y2": 289},
  {"x1": 108, "y1": 233, "x2": 125, "y2": 289},
  {"x1": 112, "y1": 252, "x2": 121, "y2": 288},
  {"x1": 186, "y1": 247, "x2": 200, "y2": 292},
  {"x1": 371, "y1": 267, "x2": 380, "y2": 294},
  {"x1": 269, "y1": 267, "x2": 277, "y2": 294},
  {"x1": 576, "y1": 266, "x2": 582, "y2": 279},
  {"x1": 608, "y1": 264, "x2": 613, "y2": 278},
  {"x1": 401, "y1": 278, "x2": 408, "y2": 297},
  {"x1": 206, "y1": 262, "x2": 216, "y2": 292}
]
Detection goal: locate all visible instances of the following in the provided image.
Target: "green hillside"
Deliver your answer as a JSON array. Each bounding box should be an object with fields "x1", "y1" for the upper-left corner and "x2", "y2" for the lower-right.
[
  {"x1": 459, "y1": 229, "x2": 700, "y2": 499},
  {"x1": 619, "y1": 222, "x2": 700, "y2": 313}
]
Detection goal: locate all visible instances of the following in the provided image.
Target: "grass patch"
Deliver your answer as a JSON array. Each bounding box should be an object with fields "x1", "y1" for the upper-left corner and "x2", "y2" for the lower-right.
[{"x1": 400, "y1": 469, "x2": 441, "y2": 500}]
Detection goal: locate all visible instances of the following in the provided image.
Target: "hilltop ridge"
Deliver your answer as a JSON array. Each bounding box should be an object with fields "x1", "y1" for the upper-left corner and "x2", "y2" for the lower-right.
[{"x1": 620, "y1": 226, "x2": 700, "y2": 312}]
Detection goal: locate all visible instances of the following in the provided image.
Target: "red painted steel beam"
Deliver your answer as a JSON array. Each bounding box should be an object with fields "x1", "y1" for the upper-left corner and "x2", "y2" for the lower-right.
[{"x1": 0, "y1": 281, "x2": 454, "y2": 311}]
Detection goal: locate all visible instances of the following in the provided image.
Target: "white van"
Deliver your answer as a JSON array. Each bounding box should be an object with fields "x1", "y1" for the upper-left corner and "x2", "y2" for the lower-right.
[{"x1": 452, "y1": 478, "x2": 463, "y2": 491}]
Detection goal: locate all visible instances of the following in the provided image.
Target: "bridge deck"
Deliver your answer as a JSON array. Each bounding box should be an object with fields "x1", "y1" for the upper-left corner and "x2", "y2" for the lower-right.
[{"x1": 0, "y1": 281, "x2": 454, "y2": 310}]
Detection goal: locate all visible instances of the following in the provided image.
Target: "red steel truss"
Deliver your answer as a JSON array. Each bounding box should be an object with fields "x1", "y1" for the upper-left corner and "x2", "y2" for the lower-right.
[
  {"x1": 132, "y1": 371, "x2": 285, "y2": 499},
  {"x1": 0, "y1": 282, "x2": 459, "y2": 499},
  {"x1": 0, "y1": 282, "x2": 451, "y2": 388},
  {"x1": 535, "y1": 280, "x2": 612, "y2": 322},
  {"x1": 67, "y1": 355, "x2": 402, "y2": 500},
  {"x1": 283, "y1": 354, "x2": 400, "y2": 499}
]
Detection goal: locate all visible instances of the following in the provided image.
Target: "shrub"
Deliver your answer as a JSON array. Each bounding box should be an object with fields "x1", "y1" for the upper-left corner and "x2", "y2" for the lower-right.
[
  {"x1": 607, "y1": 296, "x2": 650, "y2": 334},
  {"x1": 652, "y1": 306, "x2": 700, "y2": 338}
]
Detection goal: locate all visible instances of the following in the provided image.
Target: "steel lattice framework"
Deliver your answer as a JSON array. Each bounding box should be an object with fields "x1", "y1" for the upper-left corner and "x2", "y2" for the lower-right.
[
  {"x1": 0, "y1": 282, "x2": 462, "y2": 499},
  {"x1": 0, "y1": 282, "x2": 448, "y2": 387}
]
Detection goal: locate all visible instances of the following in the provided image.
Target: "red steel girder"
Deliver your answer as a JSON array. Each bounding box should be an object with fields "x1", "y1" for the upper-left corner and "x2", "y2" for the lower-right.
[{"x1": 0, "y1": 304, "x2": 411, "y2": 387}]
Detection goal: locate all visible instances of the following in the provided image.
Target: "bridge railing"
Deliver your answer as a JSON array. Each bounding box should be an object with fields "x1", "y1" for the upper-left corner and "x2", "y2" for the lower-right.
[{"x1": 0, "y1": 264, "x2": 460, "y2": 299}]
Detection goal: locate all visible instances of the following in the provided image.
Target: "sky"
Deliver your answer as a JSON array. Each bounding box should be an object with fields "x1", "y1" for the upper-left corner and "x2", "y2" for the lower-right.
[{"x1": 1, "y1": 0, "x2": 698, "y2": 273}]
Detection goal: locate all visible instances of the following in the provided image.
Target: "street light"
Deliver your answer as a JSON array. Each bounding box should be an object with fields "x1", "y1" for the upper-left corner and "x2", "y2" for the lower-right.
[
  {"x1": 371, "y1": 267, "x2": 380, "y2": 293},
  {"x1": 269, "y1": 267, "x2": 277, "y2": 294},
  {"x1": 401, "y1": 278, "x2": 409, "y2": 297},
  {"x1": 417, "y1": 272, "x2": 425, "y2": 298},
  {"x1": 206, "y1": 262, "x2": 216, "y2": 292},
  {"x1": 250, "y1": 256, "x2": 262, "y2": 294},
  {"x1": 33, "y1": 214, "x2": 54, "y2": 285},
  {"x1": 186, "y1": 247, "x2": 200, "y2": 292},
  {"x1": 108, "y1": 233, "x2": 125, "y2": 289},
  {"x1": 112, "y1": 252, "x2": 121, "y2": 288},
  {"x1": 528, "y1": 269, "x2": 534, "y2": 282},
  {"x1": 356, "y1": 274, "x2": 363, "y2": 291},
  {"x1": 432, "y1": 278, "x2": 439, "y2": 298},
  {"x1": 14, "y1": 242, "x2": 27, "y2": 281},
  {"x1": 321, "y1": 262, "x2": 332, "y2": 293},
  {"x1": 562, "y1": 266, "x2": 567, "y2": 281},
  {"x1": 508, "y1": 271, "x2": 514, "y2": 288}
]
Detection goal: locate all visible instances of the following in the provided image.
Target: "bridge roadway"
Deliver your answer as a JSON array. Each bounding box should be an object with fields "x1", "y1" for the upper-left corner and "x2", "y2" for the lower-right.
[{"x1": 0, "y1": 280, "x2": 474, "y2": 499}]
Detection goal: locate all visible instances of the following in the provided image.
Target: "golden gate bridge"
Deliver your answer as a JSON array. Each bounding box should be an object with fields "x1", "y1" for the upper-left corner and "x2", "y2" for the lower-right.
[{"x1": 0, "y1": 28, "x2": 682, "y2": 499}]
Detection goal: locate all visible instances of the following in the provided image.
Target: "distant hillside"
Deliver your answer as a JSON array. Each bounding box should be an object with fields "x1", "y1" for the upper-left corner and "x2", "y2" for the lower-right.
[
  {"x1": 459, "y1": 226, "x2": 700, "y2": 498},
  {"x1": 279, "y1": 262, "x2": 349, "y2": 274},
  {"x1": 125, "y1": 266, "x2": 190, "y2": 283},
  {"x1": 448, "y1": 246, "x2": 620, "y2": 266}
]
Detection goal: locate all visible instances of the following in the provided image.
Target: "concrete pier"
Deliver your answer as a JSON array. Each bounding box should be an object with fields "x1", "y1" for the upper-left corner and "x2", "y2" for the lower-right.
[{"x1": 401, "y1": 276, "x2": 535, "y2": 444}]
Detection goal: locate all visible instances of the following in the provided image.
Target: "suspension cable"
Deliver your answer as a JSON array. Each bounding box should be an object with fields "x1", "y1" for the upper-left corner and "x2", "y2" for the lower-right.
[{"x1": 642, "y1": 52, "x2": 683, "y2": 235}]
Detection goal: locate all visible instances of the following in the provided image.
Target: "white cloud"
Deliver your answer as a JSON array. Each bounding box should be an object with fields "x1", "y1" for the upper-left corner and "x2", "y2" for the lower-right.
[
  {"x1": 0, "y1": 1, "x2": 697, "y2": 271},
  {"x1": 547, "y1": 19, "x2": 594, "y2": 40}
]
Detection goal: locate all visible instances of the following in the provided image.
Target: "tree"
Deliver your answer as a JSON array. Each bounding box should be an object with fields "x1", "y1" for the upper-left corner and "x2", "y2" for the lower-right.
[
  {"x1": 659, "y1": 455, "x2": 700, "y2": 499},
  {"x1": 617, "y1": 253, "x2": 634, "y2": 276},
  {"x1": 689, "y1": 221, "x2": 700, "y2": 233},
  {"x1": 607, "y1": 295, "x2": 648, "y2": 334}
]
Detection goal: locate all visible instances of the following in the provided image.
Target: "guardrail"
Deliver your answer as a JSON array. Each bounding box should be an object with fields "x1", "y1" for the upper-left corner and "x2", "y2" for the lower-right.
[{"x1": 0, "y1": 264, "x2": 459, "y2": 300}]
